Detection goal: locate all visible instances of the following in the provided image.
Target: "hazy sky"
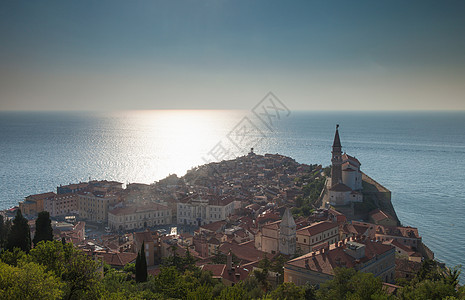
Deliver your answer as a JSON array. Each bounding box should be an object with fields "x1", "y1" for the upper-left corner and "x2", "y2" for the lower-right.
[{"x1": 1, "y1": 0, "x2": 464, "y2": 111}]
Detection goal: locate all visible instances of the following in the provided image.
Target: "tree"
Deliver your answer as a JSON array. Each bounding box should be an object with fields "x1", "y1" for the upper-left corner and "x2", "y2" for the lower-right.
[
  {"x1": 271, "y1": 282, "x2": 305, "y2": 300},
  {"x1": 6, "y1": 209, "x2": 31, "y2": 252},
  {"x1": 399, "y1": 279, "x2": 458, "y2": 300},
  {"x1": 123, "y1": 262, "x2": 136, "y2": 275},
  {"x1": 0, "y1": 214, "x2": 11, "y2": 249},
  {"x1": 27, "y1": 240, "x2": 101, "y2": 300},
  {"x1": 0, "y1": 260, "x2": 64, "y2": 299},
  {"x1": 183, "y1": 247, "x2": 197, "y2": 272},
  {"x1": 316, "y1": 268, "x2": 388, "y2": 300},
  {"x1": 33, "y1": 211, "x2": 53, "y2": 246},
  {"x1": 136, "y1": 241, "x2": 148, "y2": 282},
  {"x1": 442, "y1": 265, "x2": 461, "y2": 287},
  {"x1": 271, "y1": 255, "x2": 287, "y2": 284},
  {"x1": 0, "y1": 247, "x2": 26, "y2": 266}
]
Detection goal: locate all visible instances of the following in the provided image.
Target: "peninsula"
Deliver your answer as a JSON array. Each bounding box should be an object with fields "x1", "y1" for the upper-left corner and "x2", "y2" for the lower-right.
[{"x1": 0, "y1": 126, "x2": 438, "y2": 295}]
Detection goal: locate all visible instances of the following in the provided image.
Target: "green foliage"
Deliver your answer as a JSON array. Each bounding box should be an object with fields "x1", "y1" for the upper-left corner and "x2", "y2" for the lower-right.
[
  {"x1": 398, "y1": 279, "x2": 458, "y2": 300},
  {"x1": 316, "y1": 268, "x2": 387, "y2": 300},
  {"x1": 123, "y1": 262, "x2": 136, "y2": 275},
  {"x1": 270, "y1": 254, "x2": 287, "y2": 283},
  {"x1": 323, "y1": 166, "x2": 331, "y2": 177},
  {"x1": 271, "y1": 282, "x2": 305, "y2": 300},
  {"x1": 0, "y1": 214, "x2": 11, "y2": 249},
  {"x1": 6, "y1": 209, "x2": 31, "y2": 252},
  {"x1": 27, "y1": 240, "x2": 101, "y2": 300},
  {"x1": 397, "y1": 260, "x2": 462, "y2": 300},
  {"x1": 292, "y1": 175, "x2": 325, "y2": 217},
  {"x1": 2, "y1": 237, "x2": 463, "y2": 300},
  {"x1": 0, "y1": 260, "x2": 64, "y2": 299},
  {"x1": 0, "y1": 247, "x2": 26, "y2": 266},
  {"x1": 163, "y1": 244, "x2": 197, "y2": 272},
  {"x1": 33, "y1": 211, "x2": 53, "y2": 247},
  {"x1": 217, "y1": 285, "x2": 249, "y2": 300}
]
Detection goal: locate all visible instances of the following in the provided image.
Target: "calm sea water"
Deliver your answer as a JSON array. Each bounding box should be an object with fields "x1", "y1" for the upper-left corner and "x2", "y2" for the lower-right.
[{"x1": 1, "y1": 110, "x2": 464, "y2": 274}]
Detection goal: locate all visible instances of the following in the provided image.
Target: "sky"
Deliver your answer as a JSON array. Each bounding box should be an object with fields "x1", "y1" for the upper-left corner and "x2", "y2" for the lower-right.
[{"x1": 1, "y1": 0, "x2": 464, "y2": 111}]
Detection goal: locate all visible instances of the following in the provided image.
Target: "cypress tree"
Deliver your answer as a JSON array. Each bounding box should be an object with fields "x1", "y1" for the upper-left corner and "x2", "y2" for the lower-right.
[
  {"x1": 0, "y1": 214, "x2": 8, "y2": 249},
  {"x1": 6, "y1": 209, "x2": 31, "y2": 252},
  {"x1": 33, "y1": 211, "x2": 53, "y2": 246},
  {"x1": 136, "y1": 241, "x2": 148, "y2": 282},
  {"x1": 135, "y1": 251, "x2": 140, "y2": 280}
]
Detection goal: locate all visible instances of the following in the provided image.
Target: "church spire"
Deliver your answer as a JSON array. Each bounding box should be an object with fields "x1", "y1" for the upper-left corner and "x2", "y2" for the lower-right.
[
  {"x1": 331, "y1": 124, "x2": 343, "y2": 186},
  {"x1": 333, "y1": 124, "x2": 341, "y2": 148}
]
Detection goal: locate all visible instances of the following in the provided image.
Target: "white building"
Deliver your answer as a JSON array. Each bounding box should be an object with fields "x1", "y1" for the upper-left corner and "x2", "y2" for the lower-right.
[
  {"x1": 177, "y1": 194, "x2": 235, "y2": 226},
  {"x1": 108, "y1": 203, "x2": 172, "y2": 231}
]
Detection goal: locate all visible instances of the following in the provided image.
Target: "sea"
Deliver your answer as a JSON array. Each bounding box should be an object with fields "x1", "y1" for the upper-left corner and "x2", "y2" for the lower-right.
[{"x1": 1, "y1": 110, "x2": 464, "y2": 277}]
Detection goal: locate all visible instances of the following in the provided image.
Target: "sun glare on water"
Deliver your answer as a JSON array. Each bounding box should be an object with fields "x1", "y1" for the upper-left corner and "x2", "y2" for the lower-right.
[{"x1": 110, "y1": 110, "x2": 244, "y2": 184}]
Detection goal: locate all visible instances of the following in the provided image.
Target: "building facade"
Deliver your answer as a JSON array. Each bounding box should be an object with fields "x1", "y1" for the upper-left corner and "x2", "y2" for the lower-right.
[
  {"x1": 108, "y1": 203, "x2": 172, "y2": 231},
  {"x1": 177, "y1": 194, "x2": 235, "y2": 226},
  {"x1": 44, "y1": 193, "x2": 79, "y2": 217},
  {"x1": 19, "y1": 192, "x2": 56, "y2": 217},
  {"x1": 296, "y1": 221, "x2": 339, "y2": 253},
  {"x1": 78, "y1": 191, "x2": 119, "y2": 222}
]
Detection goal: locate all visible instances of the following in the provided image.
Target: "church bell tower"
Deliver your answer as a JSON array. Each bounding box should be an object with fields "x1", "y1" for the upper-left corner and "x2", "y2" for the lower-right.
[
  {"x1": 279, "y1": 208, "x2": 296, "y2": 255},
  {"x1": 331, "y1": 124, "x2": 343, "y2": 186}
]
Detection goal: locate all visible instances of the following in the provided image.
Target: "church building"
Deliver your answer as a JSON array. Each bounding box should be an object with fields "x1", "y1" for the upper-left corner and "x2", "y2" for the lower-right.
[
  {"x1": 327, "y1": 125, "x2": 363, "y2": 205},
  {"x1": 254, "y1": 207, "x2": 296, "y2": 255}
]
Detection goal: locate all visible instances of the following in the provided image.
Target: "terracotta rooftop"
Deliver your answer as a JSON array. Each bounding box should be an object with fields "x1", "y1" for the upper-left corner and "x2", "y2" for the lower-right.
[
  {"x1": 342, "y1": 153, "x2": 361, "y2": 166},
  {"x1": 286, "y1": 239, "x2": 394, "y2": 276},
  {"x1": 219, "y1": 242, "x2": 273, "y2": 264},
  {"x1": 134, "y1": 231, "x2": 155, "y2": 244},
  {"x1": 329, "y1": 183, "x2": 352, "y2": 192},
  {"x1": 97, "y1": 251, "x2": 137, "y2": 267},
  {"x1": 369, "y1": 209, "x2": 393, "y2": 222},
  {"x1": 383, "y1": 239, "x2": 416, "y2": 256},
  {"x1": 26, "y1": 192, "x2": 56, "y2": 200},
  {"x1": 376, "y1": 225, "x2": 420, "y2": 239},
  {"x1": 297, "y1": 221, "x2": 338, "y2": 236},
  {"x1": 199, "y1": 220, "x2": 227, "y2": 233},
  {"x1": 200, "y1": 264, "x2": 250, "y2": 283}
]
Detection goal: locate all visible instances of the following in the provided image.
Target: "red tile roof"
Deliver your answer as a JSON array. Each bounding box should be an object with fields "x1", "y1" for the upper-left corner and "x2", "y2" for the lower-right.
[
  {"x1": 134, "y1": 231, "x2": 155, "y2": 244},
  {"x1": 199, "y1": 220, "x2": 227, "y2": 233},
  {"x1": 369, "y1": 209, "x2": 393, "y2": 222},
  {"x1": 297, "y1": 221, "x2": 338, "y2": 236},
  {"x1": 97, "y1": 251, "x2": 137, "y2": 267},
  {"x1": 26, "y1": 192, "x2": 56, "y2": 200},
  {"x1": 286, "y1": 239, "x2": 394, "y2": 276},
  {"x1": 329, "y1": 183, "x2": 352, "y2": 192},
  {"x1": 219, "y1": 242, "x2": 274, "y2": 264},
  {"x1": 200, "y1": 264, "x2": 251, "y2": 283}
]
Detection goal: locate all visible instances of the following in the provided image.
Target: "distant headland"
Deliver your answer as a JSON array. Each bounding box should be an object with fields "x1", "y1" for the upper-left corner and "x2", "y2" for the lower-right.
[{"x1": 1, "y1": 125, "x2": 436, "y2": 291}]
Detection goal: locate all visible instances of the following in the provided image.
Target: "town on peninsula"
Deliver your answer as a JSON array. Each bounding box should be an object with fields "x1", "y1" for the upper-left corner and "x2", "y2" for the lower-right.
[{"x1": 0, "y1": 126, "x2": 459, "y2": 299}]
